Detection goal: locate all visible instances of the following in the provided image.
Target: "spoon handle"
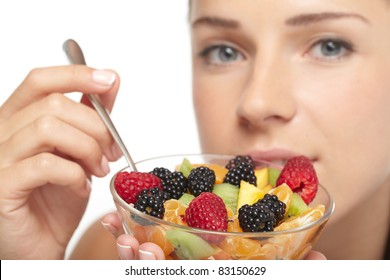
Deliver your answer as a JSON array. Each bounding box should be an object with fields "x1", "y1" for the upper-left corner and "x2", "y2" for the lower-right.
[{"x1": 63, "y1": 39, "x2": 137, "y2": 171}]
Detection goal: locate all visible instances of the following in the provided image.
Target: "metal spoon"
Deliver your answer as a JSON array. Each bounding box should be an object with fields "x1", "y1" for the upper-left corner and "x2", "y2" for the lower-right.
[{"x1": 62, "y1": 39, "x2": 137, "y2": 171}]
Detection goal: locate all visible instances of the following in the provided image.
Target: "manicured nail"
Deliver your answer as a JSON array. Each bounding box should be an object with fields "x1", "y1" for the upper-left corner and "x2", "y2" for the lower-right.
[
  {"x1": 101, "y1": 156, "x2": 110, "y2": 175},
  {"x1": 101, "y1": 221, "x2": 118, "y2": 236},
  {"x1": 117, "y1": 243, "x2": 133, "y2": 260},
  {"x1": 92, "y1": 70, "x2": 116, "y2": 86},
  {"x1": 139, "y1": 249, "x2": 156, "y2": 260}
]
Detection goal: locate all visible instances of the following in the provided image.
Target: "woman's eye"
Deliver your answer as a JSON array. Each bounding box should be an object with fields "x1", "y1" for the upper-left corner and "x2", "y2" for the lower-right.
[
  {"x1": 307, "y1": 39, "x2": 354, "y2": 61},
  {"x1": 199, "y1": 45, "x2": 244, "y2": 65}
]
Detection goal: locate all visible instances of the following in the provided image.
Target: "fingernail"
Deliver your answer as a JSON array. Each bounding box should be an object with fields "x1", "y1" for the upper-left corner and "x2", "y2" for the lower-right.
[
  {"x1": 139, "y1": 249, "x2": 156, "y2": 260},
  {"x1": 111, "y1": 143, "x2": 123, "y2": 160},
  {"x1": 117, "y1": 243, "x2": 133, "y2": 260},
  {"x1": 101, "y1": 221, "x2": 118, "y2": 236},
  {"x1": 101, "y1": 156, "x2": 110, "y2": 175},
  {"x1": 92, "y1": 70, "x2": 116, "y2": 86},
  {"x1": 86, "y1": 179, "x2": 92, "y2": 193}
]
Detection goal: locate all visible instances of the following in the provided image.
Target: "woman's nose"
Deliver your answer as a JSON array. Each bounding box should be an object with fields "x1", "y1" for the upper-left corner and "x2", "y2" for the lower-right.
[{"x1": 237, "y1": 56, "x2": 296, "y2": 129}]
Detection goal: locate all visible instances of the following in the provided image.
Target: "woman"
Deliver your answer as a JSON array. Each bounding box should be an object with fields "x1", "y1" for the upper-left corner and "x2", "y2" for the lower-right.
[{"x1": 1, "y1": 0, "x2": 389, "y2": 260}]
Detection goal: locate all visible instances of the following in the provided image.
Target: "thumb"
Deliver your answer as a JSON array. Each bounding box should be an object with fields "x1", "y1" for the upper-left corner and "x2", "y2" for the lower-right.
[{"x1": 304, "y1": 250, "x2": 327, "y2": 260}]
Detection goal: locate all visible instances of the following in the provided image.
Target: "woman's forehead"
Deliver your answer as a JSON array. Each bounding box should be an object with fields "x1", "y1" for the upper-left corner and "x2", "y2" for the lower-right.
[{"x1": 189, "y1": 0, "x2": 390, "y2": 22}]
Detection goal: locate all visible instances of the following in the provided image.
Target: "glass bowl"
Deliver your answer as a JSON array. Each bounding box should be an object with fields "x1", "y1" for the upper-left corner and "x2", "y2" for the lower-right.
[{"x1": 110, "y1": 154, "x2": 334, "y2": 260}]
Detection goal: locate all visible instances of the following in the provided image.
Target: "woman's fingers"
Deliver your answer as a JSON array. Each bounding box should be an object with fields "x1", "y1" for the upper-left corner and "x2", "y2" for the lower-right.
[
  {"x1": 304, "y1": 250, "x2": 327, "y2": 260},
  {"x1": 115, "y1": 234, "x2": 166, "y2": 260},
  {"x1": 0, "y1": 64, "x2": 121, "y2": 260},
  {"x1": 0, "y1": 65, "x2": 122, "y2": 162},
  {"x1": 102, "y1": 214, "x2": 166, "y2": 260},
  {"x1": 101, "y1": 212, "x2": 124, "y2": 238},
  {"x1": 0, "y1": 153, "x2": 90, "y2": 210},
  {"x1": 0, "y1": 65, "x2": 119, "y2": 119},
  {"x1": 116, "y1": 234, "x2": 141, "y2": 260},
  {"x1": 0, "y1": 115, "x2": 110, "y2": 177},
  {"x1": 0, "y1": 93, "x2": 121, "y2": 161},
  {"x1": 138, "y1": 243, "x2": 166, "y2": 260},
  {"x1": 79, "y1": 68, "x2": 120, "y2": 113}
]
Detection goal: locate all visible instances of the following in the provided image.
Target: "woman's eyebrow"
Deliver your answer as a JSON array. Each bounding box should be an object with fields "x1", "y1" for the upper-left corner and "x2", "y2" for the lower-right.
[
  {"x1": 192, "y1": 16, "x2": 240, "y2": 29},
  {"x1": 285, "y1": 12, "x2": 370, "y2": 26}
]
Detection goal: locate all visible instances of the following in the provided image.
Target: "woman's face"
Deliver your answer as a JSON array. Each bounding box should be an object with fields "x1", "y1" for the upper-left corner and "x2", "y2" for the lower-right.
[{"x1": 190, "y1": 0, "x2": 390, "y2": 220}]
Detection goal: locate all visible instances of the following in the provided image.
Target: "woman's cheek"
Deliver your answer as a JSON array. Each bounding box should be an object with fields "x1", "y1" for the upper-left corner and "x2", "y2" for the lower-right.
[{"x1": 193, "y1": 72, "x2": 243, "y2": 153}]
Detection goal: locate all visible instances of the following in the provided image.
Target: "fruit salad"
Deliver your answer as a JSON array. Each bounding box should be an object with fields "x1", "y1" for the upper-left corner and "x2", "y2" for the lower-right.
[{"x1": 112, "y1": 155, "x2": 333, "y2": 260}]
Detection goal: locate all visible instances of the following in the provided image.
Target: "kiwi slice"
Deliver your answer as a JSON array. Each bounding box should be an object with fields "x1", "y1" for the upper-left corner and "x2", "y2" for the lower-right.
[
  {"x1": 166, "y1": 229, "x2": 216, "y2": 259},
  {"x1": 212, "y1": 183, "x2": 239, "y2": 213},
  {"x1": 288, "y1": 193, "x2": 309, "y2": 217},
  {"x1": 179, "y1": 158, "x2": 193, "y2": 178},
  {"x1": 269, "y1": 167, "x2": 281, "y2": 187},
  {"x1": 178, "y1": 193, "x2": 195, "y2": 206}
]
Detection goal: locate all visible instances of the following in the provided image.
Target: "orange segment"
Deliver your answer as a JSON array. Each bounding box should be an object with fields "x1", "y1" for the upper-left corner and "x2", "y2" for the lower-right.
[
  {"x1": 193, "y1": 163, "x2": 228, "y2": 184},
  {"x1": 219, "y1": 236, "x2": 269, "y2": 260},
  {"x1": 163, "y1": 199, "x2": 188, "y2": 226},
  {"x1": 226, "y1": 206, "x2": 242, "y2": 232},
  {"x1": 129, "y1": 223, "x2": 148, "y2": 244},
  {"x1": 226, "y1": 206, "x2": 235, "y2": 219},
  {"x1": 268, "y1": 183, "x2": 293, "y2": 214},
  {"x1": 242, "y1": 244, "x2": 278, "y2": 260},
  {"x1": 275, "y1": 204, "x2": 325, "y2": 231},
  {"x1": 267, "y1": 204, "x2": 326, "y2": 259},
  {"x1": 144, "y1": 226, "x2": 174, "y2": 256},
  {"x1": 204, "y1": 248, "x2": 233, "y2": 260},
  {"x1": 227, "y1": 215, "x2": 242, "y2": 233}
]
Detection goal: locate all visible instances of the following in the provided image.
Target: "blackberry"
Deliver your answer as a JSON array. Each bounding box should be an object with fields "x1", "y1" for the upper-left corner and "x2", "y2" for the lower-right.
[
  {"x1": 225, "y1": 155, "x2": 255, "y2": 170},
  {"x1": 134, "y1": 187, "x2": 170, "y2": 219},
  {"x1": 187, "y1": 166, "x2": 216, "y2": 196},
  {"x1": 223, "y1": 161, "x2": 257, "y2": 187},
  {"x1": 150, "y1": 167, "x2": 172, "y2": 180},
  {"x1": 161, "y1": 171, "x2": 188, "y2": 199},
  {"x1": 238, "y1": 203, "x2": 275, "y2": 232},
  {"x1": 255, "y1": 194, "x2": 286, "y2": 226}
]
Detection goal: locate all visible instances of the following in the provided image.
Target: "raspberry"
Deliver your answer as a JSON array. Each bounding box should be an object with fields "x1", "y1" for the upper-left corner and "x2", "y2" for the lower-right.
[
  {"x1": 225, "y1": 155, "x2": 255, "y2": 170},
  {"x1": 114, "y1": 171, "x2": 162, "y2": 204},
  {"x1": 185, "y1": 192, "x2": 228, "y2": 233},
  {"x1": 254, "y1": 194, "x2": 286, "y2": 226},
  {"x1": 276, "y1": 156, "x2": 319, "y2": 204},
  {"x1": 161, "y1": 171, "x2": 188, "y2": 199},
  {"x1": 187, "y1": 166, "x2": 216, "y2": 196},
  {"x1": 223, "y1": 161, "x2": 257, "y2": 187},
  {"x1": 134, "y1": 187, "x2": 170, "y2": 219},
  {"x1": 238, "y1": 203, "x2": 275, "y2": 232}
]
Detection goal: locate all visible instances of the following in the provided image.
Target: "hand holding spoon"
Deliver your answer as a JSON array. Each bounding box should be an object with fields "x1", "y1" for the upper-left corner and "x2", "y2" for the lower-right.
[{"x1": 62, "y1": 39, "x2": 137, "y2": 171}]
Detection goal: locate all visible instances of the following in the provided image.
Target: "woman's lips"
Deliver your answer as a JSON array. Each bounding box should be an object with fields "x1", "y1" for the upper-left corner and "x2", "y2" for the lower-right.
[{"x1": 247, "y1": 149, "x2": 310, "y2": 167}]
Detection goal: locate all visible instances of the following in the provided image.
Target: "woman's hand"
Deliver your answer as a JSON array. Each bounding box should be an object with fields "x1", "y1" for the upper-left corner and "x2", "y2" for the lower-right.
[
  {"x1": 101, "y1": 212, "x2": 166, "y2": 260},
  {"x1": 0, "y1": 65, "x2": 121, "y2": 259},
  {"x1": 304, "y1": 250, "x2": 326, "y2": 260},
  {"x1": 102, "y1": 212, "x2": 326, "y2": 260}
]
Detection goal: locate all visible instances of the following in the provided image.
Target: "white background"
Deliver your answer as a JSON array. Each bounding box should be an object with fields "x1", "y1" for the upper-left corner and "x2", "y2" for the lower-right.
[{"x1": 0, "y1": 0, "x2": 198, "y2": 258}]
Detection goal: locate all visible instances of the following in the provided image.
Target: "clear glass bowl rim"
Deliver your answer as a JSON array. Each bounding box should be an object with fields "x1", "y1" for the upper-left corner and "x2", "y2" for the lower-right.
[{"x1": 110, "y1": 153, "x2": 335, "y2": 237}]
